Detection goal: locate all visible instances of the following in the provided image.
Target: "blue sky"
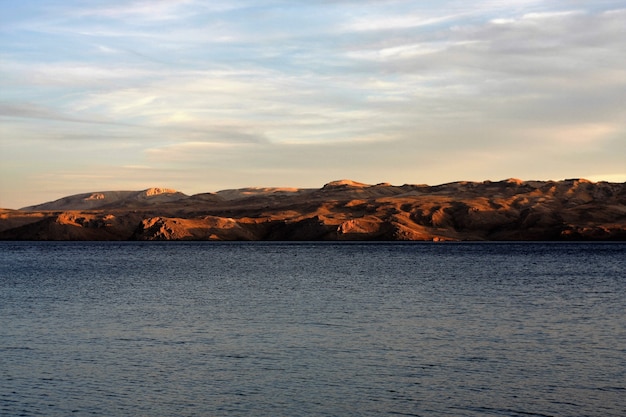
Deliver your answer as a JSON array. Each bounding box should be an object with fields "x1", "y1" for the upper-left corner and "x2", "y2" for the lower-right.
[{"x1": 1, "y1": 0, "x2": 625, "y2": 208}]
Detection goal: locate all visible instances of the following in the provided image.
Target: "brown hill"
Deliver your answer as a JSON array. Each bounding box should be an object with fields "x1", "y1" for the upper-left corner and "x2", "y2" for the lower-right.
[
  {"x1": 2, "y1": 179, "x2": 625, "y2": 241},
  {"x1": 21, "y1": 188, "x2": 188, "y2": 211}
]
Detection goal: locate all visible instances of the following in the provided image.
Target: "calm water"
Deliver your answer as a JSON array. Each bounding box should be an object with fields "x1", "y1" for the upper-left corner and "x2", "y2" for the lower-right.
[{"x1": 1, "y1": 242, "x2": 625, "y2": 417}]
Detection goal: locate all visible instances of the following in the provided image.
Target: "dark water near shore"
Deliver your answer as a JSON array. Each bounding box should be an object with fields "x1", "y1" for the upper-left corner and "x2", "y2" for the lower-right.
[{"x1": 1, "y1": 242, "x2": 625, "y2": 416}]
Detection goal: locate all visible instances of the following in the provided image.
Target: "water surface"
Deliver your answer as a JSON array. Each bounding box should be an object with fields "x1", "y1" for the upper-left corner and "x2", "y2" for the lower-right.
[{"x1": 1, "y1": 242, "x2": 625, "y2": 416}]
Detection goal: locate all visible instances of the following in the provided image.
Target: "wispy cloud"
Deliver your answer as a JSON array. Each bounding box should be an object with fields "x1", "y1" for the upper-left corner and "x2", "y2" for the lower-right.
[
  {"x1": 1, "y1": 0, "x2": 625, "y2": 208},
  {"x1": 69, "y1": 0, "x2": 238, "y2": 21}
]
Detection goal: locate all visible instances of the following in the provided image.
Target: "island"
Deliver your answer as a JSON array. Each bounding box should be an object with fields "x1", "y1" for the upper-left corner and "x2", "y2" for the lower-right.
[{"x1": 1, "y1": 179, "x2": 624, "y2": 241}]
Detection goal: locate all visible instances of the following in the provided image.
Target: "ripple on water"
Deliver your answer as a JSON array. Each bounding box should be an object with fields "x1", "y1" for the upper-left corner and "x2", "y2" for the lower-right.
[{"x1": 1, "y1": 242, "x2": 625, "y2": 416}]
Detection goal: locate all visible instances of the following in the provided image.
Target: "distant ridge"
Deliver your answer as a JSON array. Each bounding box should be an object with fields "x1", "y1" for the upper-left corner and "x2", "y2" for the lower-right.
[
  {"x1": 3, "y1": 179, "x2": 625, "y2": 241},
  {"x1": 21, "y1": 188, "x2": 188, "y2": 211}
]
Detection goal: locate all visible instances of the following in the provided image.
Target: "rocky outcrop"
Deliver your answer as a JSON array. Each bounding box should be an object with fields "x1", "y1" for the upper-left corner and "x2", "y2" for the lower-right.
[
  {"x1": 2, "y1": 179, "x2": 625, "y2": 240},
  {"x1": 131, "y1": 216, "x2": 258, "y2": 241},
  {"x1": 0, "y1": 211, "x2": 143, "y2": 240}
]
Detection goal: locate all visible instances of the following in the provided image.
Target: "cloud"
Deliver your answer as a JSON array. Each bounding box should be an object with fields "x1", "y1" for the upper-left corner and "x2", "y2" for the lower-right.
[
  {"x1": 0, "y1": 102, "x2": 145, "y2": 132},
  {"x1": 340, "y1": 8, "x2": 626, "y2": 126},
  {"x1": 342, "y1": 13, "x2": 463, "y2": 33},
  {"x1": 1, "y1": 1, "x2": 625, "y2": 208},
  {"x1": 69, "y1": 0, "x2": 226, "y2": 21}
]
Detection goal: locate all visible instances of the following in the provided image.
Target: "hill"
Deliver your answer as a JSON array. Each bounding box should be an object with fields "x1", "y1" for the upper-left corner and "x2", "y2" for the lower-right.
[{"x1": 1, "y1": 179, "x2": 625, "y2": 241}]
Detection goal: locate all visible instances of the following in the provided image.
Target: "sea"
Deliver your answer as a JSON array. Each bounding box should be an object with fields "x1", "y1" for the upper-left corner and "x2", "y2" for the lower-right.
[{"x1": 1, "y1": 242, "x2": 624, "y2": 417}]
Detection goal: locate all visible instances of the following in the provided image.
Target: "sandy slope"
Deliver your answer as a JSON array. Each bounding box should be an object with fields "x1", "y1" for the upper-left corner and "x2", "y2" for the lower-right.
[{"x1": 2, "y1": 179, "x2": 625, "y2": 241}]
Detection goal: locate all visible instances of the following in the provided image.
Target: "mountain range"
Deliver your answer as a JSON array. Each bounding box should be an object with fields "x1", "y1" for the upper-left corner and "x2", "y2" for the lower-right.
[{"x1": 1, "y1": 179, "x2": 625, "y2": 241}]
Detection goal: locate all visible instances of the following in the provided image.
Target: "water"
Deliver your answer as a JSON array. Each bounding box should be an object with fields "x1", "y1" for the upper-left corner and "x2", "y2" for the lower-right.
[{"x1": 1, "y1": 242, "x2": 625, "y2": 416}]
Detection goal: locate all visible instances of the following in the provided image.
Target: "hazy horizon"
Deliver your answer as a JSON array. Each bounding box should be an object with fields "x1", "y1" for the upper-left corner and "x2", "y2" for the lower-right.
[{"x1": 2, "y1": 1, "x2": 625, "y2": 209}]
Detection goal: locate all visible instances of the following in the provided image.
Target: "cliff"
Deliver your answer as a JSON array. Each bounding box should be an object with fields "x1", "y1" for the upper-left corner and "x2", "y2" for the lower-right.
[{"x1": 1, "y1": 179, "x2": 625, "y2": 241}]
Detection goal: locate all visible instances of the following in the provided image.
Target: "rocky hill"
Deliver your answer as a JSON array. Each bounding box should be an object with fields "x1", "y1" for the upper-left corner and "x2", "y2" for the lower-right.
[
  {"x1": 1, "y1": 179, "x2": 625, "y2": 241},
  {"x1": 21, "y1": 187, "x2": 188, "y2": 211}
]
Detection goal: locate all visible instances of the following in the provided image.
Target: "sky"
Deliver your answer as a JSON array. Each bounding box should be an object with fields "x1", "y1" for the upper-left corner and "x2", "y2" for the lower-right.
[{"x1": 1, "y1": 0, "x2": 625, "y2": 208}]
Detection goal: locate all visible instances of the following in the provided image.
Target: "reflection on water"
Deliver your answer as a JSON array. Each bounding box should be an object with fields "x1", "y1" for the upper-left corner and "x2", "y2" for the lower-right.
[{"x1": 1, "y1": 242, "x2": 625, "y2": 416}]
